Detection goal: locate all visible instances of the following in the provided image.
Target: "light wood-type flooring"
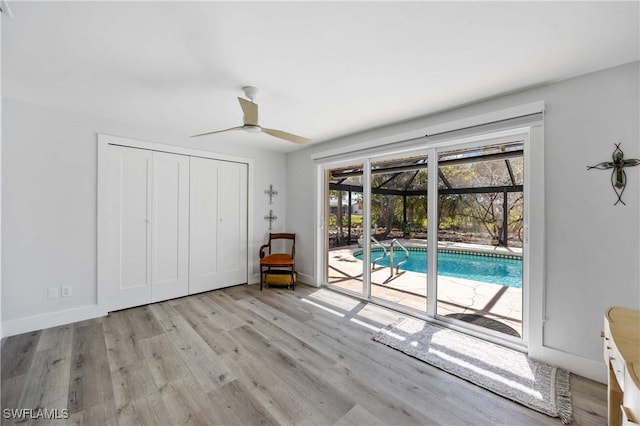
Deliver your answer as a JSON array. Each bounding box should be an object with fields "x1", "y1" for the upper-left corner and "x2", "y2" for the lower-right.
[{"x1": 1, "y1": 284, "x2": 607, "y2": 425}]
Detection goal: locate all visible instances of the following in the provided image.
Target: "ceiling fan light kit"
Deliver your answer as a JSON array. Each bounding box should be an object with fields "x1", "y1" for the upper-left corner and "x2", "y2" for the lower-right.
[{"x1": 190, "y1": 86, "x2": 309, "y2": 145}]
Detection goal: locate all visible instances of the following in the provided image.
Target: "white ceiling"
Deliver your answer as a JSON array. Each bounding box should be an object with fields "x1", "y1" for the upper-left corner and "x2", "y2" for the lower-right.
[{"x1": 3, "y1": 1, "x2": 639, "y2": 153}]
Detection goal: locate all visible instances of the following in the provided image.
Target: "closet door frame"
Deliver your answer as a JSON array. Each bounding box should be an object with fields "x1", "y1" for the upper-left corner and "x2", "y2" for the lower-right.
[{"x1": 97, "y1": 134, "x2": 254, "y2": 314}]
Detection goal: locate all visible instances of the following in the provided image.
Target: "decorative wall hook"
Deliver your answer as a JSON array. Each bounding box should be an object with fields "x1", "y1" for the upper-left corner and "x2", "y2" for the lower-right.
[
  {"x1": 264, "y1": 209, "x2": 278, "y2": 230},
  {"x1": 264, "y1": 184, "x2": 278, "y2": 204},
  {"x1": 587, "y1": 143, "x2": 640, "y2": 205}
]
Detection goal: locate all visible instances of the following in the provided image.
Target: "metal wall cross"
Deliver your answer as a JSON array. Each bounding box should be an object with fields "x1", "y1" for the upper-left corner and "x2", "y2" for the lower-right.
[
  {"x1": 264, "y1": 184, "x2": 278, "y2": 204},
  {"x1": 588, "y1": 143, "x2": 640, "y2": 205},
  {"x1": 264, "y1": 209, "x2": 278, "y2": 230}
]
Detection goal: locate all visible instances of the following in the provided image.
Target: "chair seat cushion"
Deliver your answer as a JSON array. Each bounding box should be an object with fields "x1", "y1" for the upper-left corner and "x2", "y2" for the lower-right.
[{"x1": 260, "y1": 253, "x2": 294, "y2": 266}]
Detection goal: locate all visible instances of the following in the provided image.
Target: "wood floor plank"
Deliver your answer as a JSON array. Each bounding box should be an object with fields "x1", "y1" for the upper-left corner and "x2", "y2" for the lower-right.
[
  {"x1": 124, "y1": 305, "x2": 164, "y2": 341},
  {"x1": 110, "y1": 362, "x2": 160, "y2": 412},
  {"x1": 227, "y1": 295, "x2": 338, "y2": 378},
  {"x1": 334, "y1": 403, "x2": 387, "y2": 426},
  {"x1": 67, "y1": 402, "x2": 117, "y2": 426},
  {"x1": 17, "y1": 347, "x2": 71, "y2": 416},
  {"x1": 321, "y1": 362, "x2": 444, "y2": 425},
  {"x1": 67, "y1": 322, "x2": 115, "y2": 416},
  {"x1": 35, "y1": 325, "x2": 73, "y2": 354},
  {"x1": 568, "y1": 374, "x2": 608, "y2": 425},
  {"x1": 1, "y1": 330, "x2": 41, "y2": 380},
  {"x1": 185, "y1": 320, "x2": 238, "y2": 356},
  {"x1": 149, "y1": 302, "x2": 237, "y2": 392},
  {"x1": 158, "y1": 377, "x2": 216, "y2": 425},
  {"x1": 170, "y1": 300, "x2": 238, "y2": 355},
  {"x1": 103, "y1": 311, "x2": 144, "y2": 373},
  {"x1": 194, "y1": 292, "x2": 248, "y2": 331},
  {"x1": 14, "y1": 325, "x2": 73, "y2": 419},
  {"x1": 114, "y1": 393, "x2": 173, "y2": 426},
  {"x1": 0, "y1": 284, "x2": 607, "y2": 426},
  {"x1": 137, "y1": 334, "x2": 193, "y2": 389},
  {"x1": 219, "y1": 344, "x2": 317, "y2": 424},
  {"x1": 1, "y1": 374, "x2": 27, "y2": 417},
  {"x1": 248, "y1": 287, "x2": 315, "y2": 323},
  {"x1": 226, "y1": 325, "x2": 355, "y2": 424},
  {"x1": 205, "y1": 379, "x2": 279, "y2": 426},
  {"x1": 172, "y1": 294, "x2": 244, "y2": 355}
]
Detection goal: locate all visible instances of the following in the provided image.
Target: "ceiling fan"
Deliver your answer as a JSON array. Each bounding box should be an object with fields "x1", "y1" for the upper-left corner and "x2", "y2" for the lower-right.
[{"x1": 190, "y1": 86, "x2": 310, "y2": 145}]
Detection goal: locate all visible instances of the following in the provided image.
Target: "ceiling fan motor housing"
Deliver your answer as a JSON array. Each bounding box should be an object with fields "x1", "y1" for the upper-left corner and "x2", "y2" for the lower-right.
[{"x1": 242, "y1": 86, "x2": 261, "y2": 101}]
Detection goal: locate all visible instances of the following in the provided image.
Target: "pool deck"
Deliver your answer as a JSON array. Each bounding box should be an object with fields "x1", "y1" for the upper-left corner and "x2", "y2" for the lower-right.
[{"x1": 327, "y1": 239, "x2": 523, "y2": 337}]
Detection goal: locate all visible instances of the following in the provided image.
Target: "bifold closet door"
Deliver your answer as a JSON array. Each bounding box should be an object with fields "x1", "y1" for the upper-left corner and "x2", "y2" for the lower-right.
[
  {"x1": 106, "y1": 146, "x2": 189, "y2": 311},
  {"x1": 150, "y1": 151, "x2": 190, "y2": 303},
  {"x1": 106, "y1": 146, "x2": 153, "y2": 310},
  {"x1": 189, "y1": 157, "x2": 248, "y2": 294}
]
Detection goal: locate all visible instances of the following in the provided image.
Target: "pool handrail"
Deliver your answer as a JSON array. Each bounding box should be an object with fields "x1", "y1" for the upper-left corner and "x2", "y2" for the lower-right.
[
  {"x1": 371, "y1": 236, "x2": 387, "y2": 269},
  {"x1": 390, "y1": 239, "x2": 410, "y2": 274}
]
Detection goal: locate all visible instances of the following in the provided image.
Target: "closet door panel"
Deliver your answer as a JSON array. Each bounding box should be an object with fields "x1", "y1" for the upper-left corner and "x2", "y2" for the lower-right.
[
  {"x1": 151, "y1": 152, "x2": 190, "y2": 303},
  {"x1": 217, "y1": 161, "x2": 248, "y2": 282},
  {"x1": 189, "y1": 158, "x2": 247, "y2": 294},
  {"x1": 189, "y1": 157, "x2": 219, "y2": 294},
  {"x1": 107, "y1": 146, "x2": 153, "y2": 311}
]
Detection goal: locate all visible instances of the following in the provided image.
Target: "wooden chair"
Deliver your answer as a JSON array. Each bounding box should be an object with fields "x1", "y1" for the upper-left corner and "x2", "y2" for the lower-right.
[{"x1": 259, "y1": 233, "x2": 296, "y2": 290}]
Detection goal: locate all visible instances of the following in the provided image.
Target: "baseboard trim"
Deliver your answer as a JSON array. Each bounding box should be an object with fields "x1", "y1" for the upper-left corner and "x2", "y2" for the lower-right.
[
  {"x1": 1, "y1": 304, "x2": 107, "y2": 338},
  {"x1": 297, "y1": 272, "x2": 318, "y2": 287},
  {"x1": 538, "y1": 345, "x2": 606, "y2": 384}
]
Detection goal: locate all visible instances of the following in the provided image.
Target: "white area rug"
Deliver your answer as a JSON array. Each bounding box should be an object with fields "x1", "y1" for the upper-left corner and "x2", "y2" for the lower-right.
[{"x1": 373, "y1": 317, "x2": 573, "y2": 424}]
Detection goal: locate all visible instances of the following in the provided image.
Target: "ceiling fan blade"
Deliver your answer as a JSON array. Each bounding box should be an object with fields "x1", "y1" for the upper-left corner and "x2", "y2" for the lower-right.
[
  {"x1": 190, "y1": 126, "x2": 243, "y2": 138},
  {"x1": 262, "y1": 127, "x2": 310, "y2": 145},
  {"x1": 238, "y1": 97, "x2": 258, "y2": 126}
]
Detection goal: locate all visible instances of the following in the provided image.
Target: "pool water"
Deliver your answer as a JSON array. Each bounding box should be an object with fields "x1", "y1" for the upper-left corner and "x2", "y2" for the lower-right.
[{"x1": 355, "y1": 248, "x2": 522, "y2": 288}]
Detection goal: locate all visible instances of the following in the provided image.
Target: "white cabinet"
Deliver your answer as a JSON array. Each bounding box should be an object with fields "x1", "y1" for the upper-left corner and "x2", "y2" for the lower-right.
[{"x1": 104, "y1": 145, "x2": 247, "y2": 311}]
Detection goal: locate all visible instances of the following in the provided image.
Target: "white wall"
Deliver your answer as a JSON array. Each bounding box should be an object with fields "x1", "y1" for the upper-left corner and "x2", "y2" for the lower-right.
[
  {"x1": 286, "y1": 61, "x2": 640, "y2": 382},
  {"x1": 0, "y1": 14, "x2": 3, "y2": 343},
  {"x1": 1, "y1": 98, "x2": 287, "y2": 336}
]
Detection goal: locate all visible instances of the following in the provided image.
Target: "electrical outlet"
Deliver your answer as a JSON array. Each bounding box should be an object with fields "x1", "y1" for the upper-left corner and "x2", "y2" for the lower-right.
[
  {"x1": 48, "y1": 287, "x2": 59, "y2": 300},
  {"x1": 61, "y1": 285, "x2": 72, "y2": 298}
]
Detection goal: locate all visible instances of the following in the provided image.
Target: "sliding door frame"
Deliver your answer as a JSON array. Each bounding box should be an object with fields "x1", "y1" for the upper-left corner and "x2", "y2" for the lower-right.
[
  {"x1": 316, "y1": 117, "x2": 544, "y2": 353},
  {"x1": 429, "y1": 132, "x2": 531, "y2": 348}
]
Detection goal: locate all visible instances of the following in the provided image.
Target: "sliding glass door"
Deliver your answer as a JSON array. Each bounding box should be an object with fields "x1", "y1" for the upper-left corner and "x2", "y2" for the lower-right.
[
  {"x1": 325, "y1": 163, "x2": 365, "y2": 295},
  {"x1": 368, "y1": 155, "x2": 429, "y2": 312},
  {"x1": 322, "y1": 134, "x2": 528, "y2": 346},
  {"x1": 435, "y1": 142, "x2": 524, "y2": 340}
]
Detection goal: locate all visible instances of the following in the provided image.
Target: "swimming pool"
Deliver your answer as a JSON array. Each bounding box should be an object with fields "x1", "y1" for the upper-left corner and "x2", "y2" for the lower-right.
[{"x1": 354, "y1": 248, "x2": 522, "y2": 288}]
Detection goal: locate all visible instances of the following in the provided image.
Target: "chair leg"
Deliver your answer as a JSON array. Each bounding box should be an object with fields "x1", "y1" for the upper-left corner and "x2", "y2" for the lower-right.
[{"x1": 260, "y1": 266, "x2": 263, "y2": 290}]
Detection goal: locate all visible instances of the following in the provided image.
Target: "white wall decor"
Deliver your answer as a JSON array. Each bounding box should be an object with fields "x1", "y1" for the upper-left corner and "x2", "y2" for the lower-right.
[
  {"x1": 587, "y1": 143, "x2": 640, "y2": 206},
  {"x1": 264, "y1": 209, "x2": 278, "y2": 231},
  {"x1": 264, "y1": 184, "x2": 278, "y2": 204}
]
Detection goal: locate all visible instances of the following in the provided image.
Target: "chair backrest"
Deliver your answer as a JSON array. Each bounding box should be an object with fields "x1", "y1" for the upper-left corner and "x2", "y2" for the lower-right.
[{"x1": 267, "y1": 233, "x2": 296, "y2": 258}]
